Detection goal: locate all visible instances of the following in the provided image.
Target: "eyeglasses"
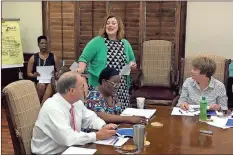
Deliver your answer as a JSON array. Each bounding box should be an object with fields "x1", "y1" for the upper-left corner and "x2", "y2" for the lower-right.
[{"x1": 106, "y1": 80, "x2": 120, "y2": 88}]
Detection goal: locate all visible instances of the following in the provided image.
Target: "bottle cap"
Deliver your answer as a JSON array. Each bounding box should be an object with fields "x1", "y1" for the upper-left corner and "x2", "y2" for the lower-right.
[{"x1": 202, "y1": 97, "x2": 206, "y2": 100}]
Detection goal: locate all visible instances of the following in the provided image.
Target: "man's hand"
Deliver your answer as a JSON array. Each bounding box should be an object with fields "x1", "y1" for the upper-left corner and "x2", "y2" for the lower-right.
[
  {"x1": 102, "y1": 123, "x2": 118, "y2": 130},
  {"x1": 180, "y1": 103, "x2": 189, "y2": 111},
  {"x1": 96, "y1": 127, "x2": 116, "y2": 141},
  {"x1": 209, "y1": 104, "x2": 220, "y2": 111}
]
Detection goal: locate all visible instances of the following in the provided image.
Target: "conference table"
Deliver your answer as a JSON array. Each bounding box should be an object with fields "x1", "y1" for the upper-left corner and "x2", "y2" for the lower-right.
[{"x1": 84, "y1": 106, "x2": 233, "y2": 154}]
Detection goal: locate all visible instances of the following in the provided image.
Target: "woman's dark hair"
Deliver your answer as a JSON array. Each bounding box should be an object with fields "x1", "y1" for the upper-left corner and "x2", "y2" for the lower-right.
[
  {"x1": 37, "y1": 35, "x2": 47, "y2": 44},
  {"x1": 99, "y1": 67, "x2": 120, "y2": 84}
]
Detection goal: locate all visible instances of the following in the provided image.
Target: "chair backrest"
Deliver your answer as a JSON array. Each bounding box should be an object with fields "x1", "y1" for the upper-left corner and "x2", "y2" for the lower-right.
[
  {"x1": 141, "y1": 40, "x2": 175, "y2": 87},
  {"x1": 2, "y1": 80, "x2": 41, "y2": 154},
  {"x1": 181, "y1": 53, "x2": 230, "y2": 88}
]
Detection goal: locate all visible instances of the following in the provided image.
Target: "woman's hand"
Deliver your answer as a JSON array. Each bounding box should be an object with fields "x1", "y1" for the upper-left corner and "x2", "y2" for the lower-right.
[
  {"x1": 128, "y1": 116, "x2": 147, "y2": 124},
  {"x1": 129, "y1": 61, "x2": 137, "y2": 71},
  {"x1": 76, "y1": 68, "x2": 84, "y2": 74},
  {"x1": 33, "y1": 72, "x2": 40, "y2": 78}
]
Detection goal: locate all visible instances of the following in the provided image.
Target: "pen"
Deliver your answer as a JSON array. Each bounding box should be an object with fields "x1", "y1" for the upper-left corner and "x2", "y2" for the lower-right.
[
  {"x1": 115, "y1": 124, "x2": 120, "y2": 130},
  {"x1": 179, "y1": 110, "x2": 183, "y2": 114},
  {"x1": 110, "y1": 137, "x2": 118, "y2": 144},
  {"x1": 113, "y1": 138, "x2": 119, "y2": 145}
]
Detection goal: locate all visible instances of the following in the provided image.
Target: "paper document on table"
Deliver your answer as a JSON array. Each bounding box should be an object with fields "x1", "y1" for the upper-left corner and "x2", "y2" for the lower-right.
[
  {"x1": 36, "y1": 66, "x2": 54, "y2": 80},
  {"x1": 94, "y1": 136, "x2": 129, "y2": 147},
  {"x1": 189, "y1": 105, "x2": 210, "y2": 110},
  {"x1": 119, "y1": 64, "x2": 131, "y2": 76},
  {"x1": 69, "y1": 61, "x2": 79, "y2": 71},
  {"x1": 62, "y1": 147, "x2": 96, "y2": 154},
  {"x1": 171, "y1": 107, "x2": 200, "y2": 116},
  {"x1": 120, "y1": 108, "x2": 156, "y2": 119},
  {"x1": 207, "y1": 116, "x2": 230, "y2": 129}
]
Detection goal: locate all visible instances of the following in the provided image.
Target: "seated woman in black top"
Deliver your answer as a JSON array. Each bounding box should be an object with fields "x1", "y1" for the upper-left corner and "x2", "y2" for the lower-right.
[{"x1": 27, "y1": 36, "x2": 60, "y2": 104}]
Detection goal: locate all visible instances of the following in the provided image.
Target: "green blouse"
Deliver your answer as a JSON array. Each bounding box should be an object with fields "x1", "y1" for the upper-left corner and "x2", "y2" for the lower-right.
[{"x1": 78, "y1": 36, "x2": 135, "y2": 88}]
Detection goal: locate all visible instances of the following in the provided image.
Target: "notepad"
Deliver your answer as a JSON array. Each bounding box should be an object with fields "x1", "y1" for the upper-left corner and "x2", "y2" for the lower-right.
[
  {"x1": 120, "y1": 108, "x2": 156, "y2": 119},
  {"x1": 94, "y1": 136, "x2": 129, "y2": 147},
  {"x1": 116, "y1": 128, "x2": 133, "y2": 138},
  {"x1": 226, "y1": 119, "x2": 233, "y2": 127},
  {"x1": 62, "y1": 147, "x2": 96, "y2": 154},
  {"x1": 207, "y1": 116, "x2": 230, "y2": 129}
]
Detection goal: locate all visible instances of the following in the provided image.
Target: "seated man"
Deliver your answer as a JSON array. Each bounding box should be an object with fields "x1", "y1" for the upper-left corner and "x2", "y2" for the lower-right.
[
  {"x1": 27, "y1": 35, "x2": 60, "y2": 104},
  {"x1": 177, "y1": 56, "x2": 228, "y2": 111},
  {"x1": 31, "y1": 71, "x2": 117, "y2": 154},
  {"x1": 85, "y1": 67, "x2": 147, "y2": 124}
]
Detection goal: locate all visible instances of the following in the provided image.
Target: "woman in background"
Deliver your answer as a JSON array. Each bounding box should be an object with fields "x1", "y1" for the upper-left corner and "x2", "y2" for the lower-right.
[
  {"x1": 77, "y1": 15, "x2": 136, "y2": 111},
  {"x1": 27, "y1": 35, "x2": 60, "y2": 104},
  {"x1": 85, "y1": 67, "x2": 147, "y2": 124}
]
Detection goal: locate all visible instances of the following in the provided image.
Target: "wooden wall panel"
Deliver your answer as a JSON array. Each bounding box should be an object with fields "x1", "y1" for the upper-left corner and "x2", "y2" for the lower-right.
[
  {"x1": 43, "y1": 1, "x2": 186, "y2": 68},
  {"x1": 109, "y1": 2, "x2": 140, "y2": 62}
]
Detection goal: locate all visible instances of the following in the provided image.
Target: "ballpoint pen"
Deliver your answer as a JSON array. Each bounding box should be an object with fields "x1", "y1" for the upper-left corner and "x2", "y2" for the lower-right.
[
  {"x1": 179, "y1": 110, "x2": 183, "y2": 114},
  {"x1": 113, "y1": 138, "x2": 119, "y2": 145}
]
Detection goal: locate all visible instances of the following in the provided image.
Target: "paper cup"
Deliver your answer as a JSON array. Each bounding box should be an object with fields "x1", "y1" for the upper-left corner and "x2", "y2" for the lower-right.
[{"x1": 136, "y1": 97, "x2": 145, "y2": 109}]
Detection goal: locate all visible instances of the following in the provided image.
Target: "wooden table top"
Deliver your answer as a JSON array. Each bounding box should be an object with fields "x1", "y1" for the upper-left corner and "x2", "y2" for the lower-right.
[{"x1": 86, "y1": 106, "x2": 233, "y2": 154}]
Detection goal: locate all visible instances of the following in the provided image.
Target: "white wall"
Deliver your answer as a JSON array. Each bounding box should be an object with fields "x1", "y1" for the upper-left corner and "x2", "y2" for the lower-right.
[
  {"x1": 185, "y1": 2, "x2": 233, "y2": 59},
  {"x1": 2, "y1": 2, "x2": 43, "y2": 53}
]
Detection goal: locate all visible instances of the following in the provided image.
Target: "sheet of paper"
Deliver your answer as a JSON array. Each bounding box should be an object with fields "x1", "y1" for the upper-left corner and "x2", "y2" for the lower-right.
[
  {"x1": 69, "y1": 61, "x2": 79, "y2": 71},
  {"x1": 36, "y1": 66, "x2": 54, "y2": 80},
  {"x1": 171, "y1": 107, "x2": 200, "y2": 116},
  {"x1": 207, "y1": 116, "x2": 230, "y2": 129},
  {"x1": 189, "y1": 105, "x2": 210, "y2": 110},
  {"x1": 94, "y1": 136, "x2": 129, "y2": 147},
  {"x1": 119, "y1": 64, "x2": 131, "y2": 76},
  {"x1": 39, "y1": 79, "x2": 51, "y2": 84},
  {"x1": 62, "y1": 147, "x2": 96, "y2": 155},
  {"x1": 120, "y1": 108, "x2": 156, "y2": 119}
]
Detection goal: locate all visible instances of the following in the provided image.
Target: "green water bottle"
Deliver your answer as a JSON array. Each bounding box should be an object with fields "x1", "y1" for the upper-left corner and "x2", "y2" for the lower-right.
[{"x1": 200, "y1": 97, "x2": 207, "y2": 121}]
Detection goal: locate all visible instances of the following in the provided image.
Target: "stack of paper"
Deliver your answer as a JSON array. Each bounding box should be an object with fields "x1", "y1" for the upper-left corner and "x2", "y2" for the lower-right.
[
  {"x1": 36, "y1": 66, "x2": 54, "y2": 83},
  {"x1": 120, "y1": 108, "x2": 156, "y2": 119},
  {"x1": 62, "y1": 147, "x2": 96, "y2": 154},
  {"x1": 207, "y1": 116, "x2": 230, "y2": 129},
  {"x1": 171, "y1": 107, "x2": 200, "y2": 116},
  {"x1": 94, "y1": 136, "x2": 129, "y2": 147}
]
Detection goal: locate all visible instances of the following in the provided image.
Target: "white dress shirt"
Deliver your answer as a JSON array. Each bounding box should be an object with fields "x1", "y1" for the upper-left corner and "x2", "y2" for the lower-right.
[{"x1": 31, "y1": 93, "x2": 106, "y2": 154}]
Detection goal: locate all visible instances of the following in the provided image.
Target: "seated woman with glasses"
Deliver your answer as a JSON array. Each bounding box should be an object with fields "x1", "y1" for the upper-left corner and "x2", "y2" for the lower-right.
[{"x1": 85, "y1": 67, "x2": 147, "y2": 124}]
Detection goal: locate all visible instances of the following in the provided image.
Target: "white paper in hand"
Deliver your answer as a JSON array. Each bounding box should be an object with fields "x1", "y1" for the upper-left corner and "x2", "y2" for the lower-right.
[
  {"x1": 36, "y1": 66, "x2": 54, "y2": 81},
  {"x1": 120, "y1": 64, "x2": 131, "y2": 76},
  {"x1": 69, "y1": 61, "x2": 79, "y2": 71}
]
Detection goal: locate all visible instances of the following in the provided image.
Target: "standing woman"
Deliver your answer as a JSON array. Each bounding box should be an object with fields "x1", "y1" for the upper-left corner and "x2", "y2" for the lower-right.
[
  {"x1": 27, "y1": 35, "x2": 60, "y2": 104},
  {"x1": 77, "y1": 15, "x2": 137, "y2": 111}
]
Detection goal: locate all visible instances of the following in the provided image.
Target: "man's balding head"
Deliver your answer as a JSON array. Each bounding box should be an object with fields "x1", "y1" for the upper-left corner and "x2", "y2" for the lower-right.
[{"x1": 56, "y1": 71, "x2": 78, "y2": 94}]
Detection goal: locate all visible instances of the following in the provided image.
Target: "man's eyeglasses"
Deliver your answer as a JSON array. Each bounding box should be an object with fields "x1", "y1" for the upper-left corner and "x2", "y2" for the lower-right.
[{"x1": 106, "y1": 80, "x2": 120, "y2": 88}]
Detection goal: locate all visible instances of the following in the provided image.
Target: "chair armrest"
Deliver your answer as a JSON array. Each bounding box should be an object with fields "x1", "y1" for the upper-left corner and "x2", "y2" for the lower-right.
[
  {"x1": 129, "y1": 69, "x2": 143, "y2": 94},
  {"x1": 171, "y1": 95, "x2": 180, "y2": 107}
]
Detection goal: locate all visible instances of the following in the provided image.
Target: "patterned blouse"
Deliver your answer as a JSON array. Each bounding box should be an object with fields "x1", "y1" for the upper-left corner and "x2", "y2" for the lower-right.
[
  {"x1": 85, "y1": 90, "x2": 122, "y2": 115},
  {"x1": 177, "y1": 77, "x2": 228, "y2": 110}
]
